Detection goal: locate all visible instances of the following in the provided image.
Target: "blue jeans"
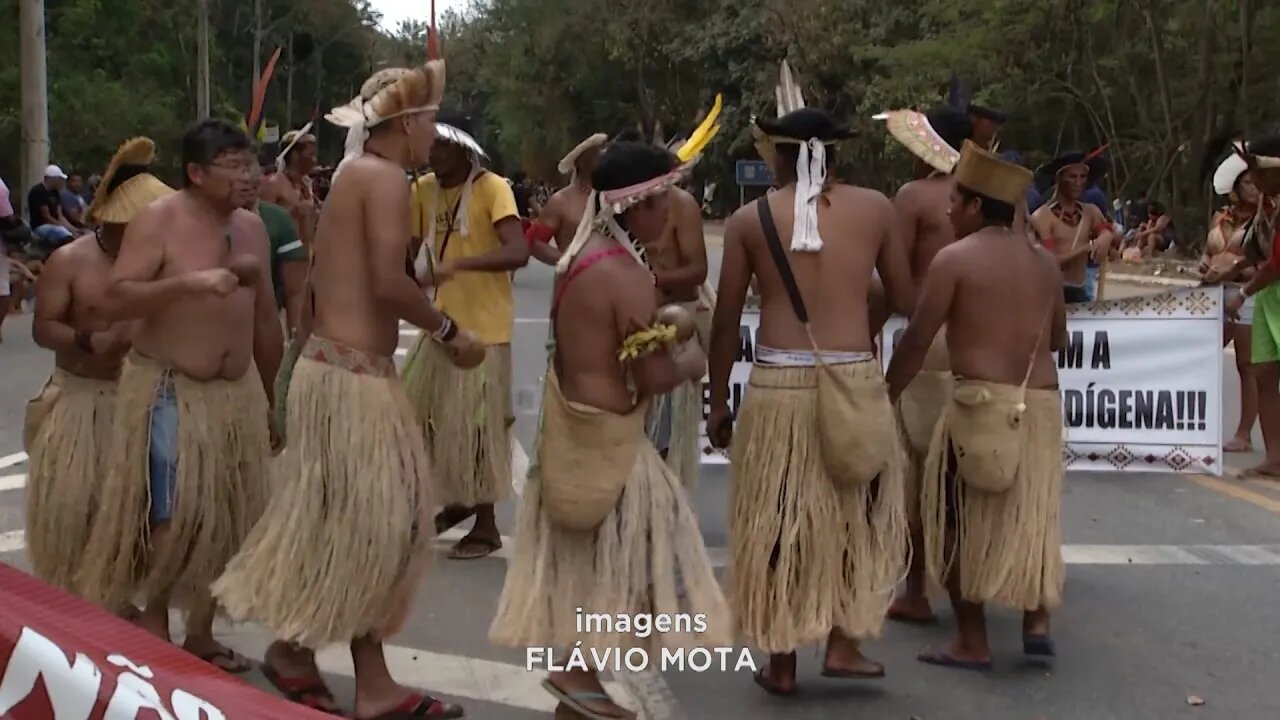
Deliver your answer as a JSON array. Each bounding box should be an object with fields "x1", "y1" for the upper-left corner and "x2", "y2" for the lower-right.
[
  {"x1": 148, "y1": 377, "x2": 179, "y2": 525},
  {"x1": 1085, "y1": 265, "x2": 1099, "y2": 301},
  {"x1": 32, "y1": 224, "x2": 73, "y2": 245}
]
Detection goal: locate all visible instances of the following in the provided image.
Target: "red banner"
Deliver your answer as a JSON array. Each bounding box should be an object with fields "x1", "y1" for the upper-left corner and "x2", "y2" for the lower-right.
[{"x1": 0, "y1": 563, "x2": 330, "y2": 719}]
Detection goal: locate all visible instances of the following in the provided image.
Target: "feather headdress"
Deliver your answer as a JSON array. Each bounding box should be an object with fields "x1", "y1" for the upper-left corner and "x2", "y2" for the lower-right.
[
  {"x1": 325, "y1": 60, "x2": 446, "y2": 179},
  {"x1": 274, "y1": 123, "x2": 316, "y2": 174},
  {"x1": 753, "y1": 83, "x2": 857, "y2": 252},
  {"x1": 414, "y1": 112, "x2": 490, "y2": 267},
  {"x1": 86, "y1": 137, "x2": 175, "y2": 226},
  {"x1": 874, "y1": 107, "x2": 972, "y2": 174},
  {"x1": 752, "y1": 60, "x2": 805, "y2": 171},
  {"x1": 558, "y1": 133, "x2": 609, "y2": 178},
  {"x1": 555, "y1": 94, "x2": 723, "y2": 275}
]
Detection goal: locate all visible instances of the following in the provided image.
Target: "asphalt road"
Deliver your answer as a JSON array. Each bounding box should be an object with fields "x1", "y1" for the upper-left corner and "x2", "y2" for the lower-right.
[{"x1": 2, "y1": 246, "x2": 1279, "y2": 719}]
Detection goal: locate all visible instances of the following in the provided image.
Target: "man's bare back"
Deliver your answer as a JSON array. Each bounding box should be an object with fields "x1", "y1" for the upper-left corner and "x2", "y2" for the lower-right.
[
  {"x1": 895, "y1": 176, "x2": 958, "y2": 282},
  {"x1": 543, "y1": 184, "x2": 592, "y2": 250},
  {"x1": 553, "y1": 234, "x2": 653, "y2": 414},
  {"x1": 931, "y1": 230, "x2": 1065, "y2": 389},
  {"x1": 113, "y1": 192, "x2": 268, "y2": 381},
  {"x1": 308, "y1": 155, "x2": 410, "y2": 359},
  {"x1": 647, "y1": 187, "x2": 706, "y2": 303},
  {"x1": 730, "y1": 184, "x2": 914, "y2": 353},
  {"x1": 35, "y1": 235, "x2": 131, "y2": 380},
  {"x1": 554, "y1": 233, "x2": 693, "y2": 416}
]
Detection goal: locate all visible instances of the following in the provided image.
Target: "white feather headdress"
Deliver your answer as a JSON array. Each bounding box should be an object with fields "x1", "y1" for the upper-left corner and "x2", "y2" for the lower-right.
[{"x1": 325, "y1": 60, "x2": 446, "y2": 180}]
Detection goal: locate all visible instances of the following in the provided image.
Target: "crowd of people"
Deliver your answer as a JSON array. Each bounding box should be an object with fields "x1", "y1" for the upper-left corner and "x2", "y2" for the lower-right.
[{"x1": 10, "y1": 50, "x2": 1280, "y2": 720}]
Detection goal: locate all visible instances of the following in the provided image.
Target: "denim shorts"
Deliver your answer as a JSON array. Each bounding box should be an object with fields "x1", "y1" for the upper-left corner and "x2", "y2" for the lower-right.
[{"x1": 148, "y1": 377, "x2": 179, "y2": 525}]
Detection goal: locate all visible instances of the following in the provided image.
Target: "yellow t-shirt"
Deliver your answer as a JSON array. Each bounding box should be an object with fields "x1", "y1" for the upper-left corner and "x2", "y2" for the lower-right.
[{"x1": 410, "y1": 171, "x2": 518, "y2": 344}]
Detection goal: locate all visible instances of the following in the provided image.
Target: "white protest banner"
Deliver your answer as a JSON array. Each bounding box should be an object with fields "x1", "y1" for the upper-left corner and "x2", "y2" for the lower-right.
[{"x1": 879, "y1": 286, "x2": 1224, "y2": 476}]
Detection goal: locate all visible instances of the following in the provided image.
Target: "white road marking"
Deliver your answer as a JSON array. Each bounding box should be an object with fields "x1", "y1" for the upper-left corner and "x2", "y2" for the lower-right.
[
  {"x1": 0, "y1": 452, "x2": 28, "y2": 470},
  {"x1": 2, "y1": 525, "x2": 1279, "y2": 570},
  {"x1": 0, "y1": 474, "x2": 26, "y2": 493},
  {"x1": 0, "y1": 530, "x2": 24, "y2": 554},
  {"x1": 395, "y1": 347, "x2": 408, "y2": 357},
  {"x1": 206, "y1": 617, "x2": 641, "y2": 715}
]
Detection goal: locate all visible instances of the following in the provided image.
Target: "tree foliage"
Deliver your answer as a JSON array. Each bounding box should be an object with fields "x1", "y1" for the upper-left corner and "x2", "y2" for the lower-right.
[
  {"x1": 428, "y1": 0, "x2": 1280, "y2": 242},
  {"x1": 6, "y1": 0, "x2": 1280, "y2": 244},
  {"x1": 1, "y1": 0, "x2": 394, "y2": 186}
]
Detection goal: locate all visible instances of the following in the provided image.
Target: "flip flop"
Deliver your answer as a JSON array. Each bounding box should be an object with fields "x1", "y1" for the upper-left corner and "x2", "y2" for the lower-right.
[
  {"x1": 820, "y1": 663, "x2": 886, "y2": 680},
  {"x1": 261, "y1": 664, "x2": 344, "y2": 715},
  {"x1": 1023, "y1": 634, "x2": 1057, "y2": 657},
  {"x1": 366, "y1": 694, "x2": 464, "y2": 719},
  {"x1": 195, "y1": 648, "x2": 254, "y2": 674},
  {"x1": 540, "y1": 679, "x2": 632, "y2": 719},
  {"x1": 751, "y1": 667, "x2": 797, "y2": 696},
  {"x1": 917, "y1": 647, "x2": 992, "y2": 672},
  {"x1": 447, "y1": 536, "x2": 502, "y2": 560}
]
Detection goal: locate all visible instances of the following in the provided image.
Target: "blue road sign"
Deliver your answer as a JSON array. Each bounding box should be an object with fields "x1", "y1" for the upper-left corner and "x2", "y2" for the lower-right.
[{"x1": 736, "y1": 160, "x2": 775, "y2": 187}]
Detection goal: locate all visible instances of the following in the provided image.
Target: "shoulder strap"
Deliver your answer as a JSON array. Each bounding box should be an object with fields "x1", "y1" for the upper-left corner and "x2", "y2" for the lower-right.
[
  {"x1": 756, "y1": 199, "x2": 809, "y2": 323},
  {"x1": 756, "y1": 197, "x2": 836, "y2": 363}
]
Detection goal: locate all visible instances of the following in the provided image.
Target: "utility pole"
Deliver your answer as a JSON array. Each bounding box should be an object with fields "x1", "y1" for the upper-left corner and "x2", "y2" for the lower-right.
[
  {"x1": 197, "y1": 0, "x2": 211, "y2": 119},
  {"x1": 19, "y1": 0, "x2": 50, "y2": 195}
]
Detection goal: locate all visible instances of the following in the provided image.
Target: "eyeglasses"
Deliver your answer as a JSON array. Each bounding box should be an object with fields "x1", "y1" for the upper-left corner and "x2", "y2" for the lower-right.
[{"x1": 208, "y1": 160, "x2": 257, "y2": 177}]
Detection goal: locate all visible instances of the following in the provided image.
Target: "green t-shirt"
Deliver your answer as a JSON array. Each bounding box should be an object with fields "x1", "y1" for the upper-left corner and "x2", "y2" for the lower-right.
[{"x1": 257, "y1": 201, "x2": 308, "y2": 309}]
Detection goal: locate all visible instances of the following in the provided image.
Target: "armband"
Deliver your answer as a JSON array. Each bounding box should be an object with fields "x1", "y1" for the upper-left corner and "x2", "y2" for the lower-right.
[
  {"x1": 524, "y1": 221, "x2": 555, "y2": 247},
  {"x1": 617, "y1": 324, "x2": 678, "y2": 361},
  {"x1": 75, "y1": 331, "x2": 94, "y2": 354},
  {"x1": 430, "y1": 314, "x2": 459, "y2": 344}
]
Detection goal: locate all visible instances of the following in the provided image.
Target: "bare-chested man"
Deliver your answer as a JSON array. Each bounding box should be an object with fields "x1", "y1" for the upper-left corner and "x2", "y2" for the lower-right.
[
  {"x1": 877, "y1": 106, "x2": 974, "y2": 625},
  {"x1": 966, "y1": 101, "x2": 1007, "y2": 151},
  {"x1": 25, "y1": 137, "x2": 173, "y2": 599},
  {"x1": 887, "y1": 140, "x2": 1066, "y2": 670},
  {"x1": 491, "y1": 139, "x2": 728, "y2": 720},
  {"x1": 1031, "y1": 149, "x2": 1116, "y2": 303},
  {"x1": 260, "y1": 129, "x2": 319, "y2": 248},
  {"x1": 77, "y1": 120, "x2": 282, "y2": 675},
  {"x1": 526, "y1": 132, "x2": 608, "y2": 266},
  {"x1": 708, "y1": 107, "x2": 914, "y2": 695},
  {"x1": 214, "y1": 60, "x2": 474, "y2": 719},
  {"x1": 633, "y1": 181, "x2": 711, "y2": 485}
]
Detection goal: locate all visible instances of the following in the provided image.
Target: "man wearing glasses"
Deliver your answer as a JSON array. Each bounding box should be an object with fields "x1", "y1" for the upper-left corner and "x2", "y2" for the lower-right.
[{"x1": 78, "y1": 119, "x2": 283, "y2": 674}]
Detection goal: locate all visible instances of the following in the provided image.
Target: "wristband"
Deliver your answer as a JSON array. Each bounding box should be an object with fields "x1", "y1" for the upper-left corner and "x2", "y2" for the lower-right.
[
  {"x1": 75, "y1": 331, "x2": 94, "y2": 354},
  {"x1": 430, "y1": 314, "x2": 458, "y2": 344},
  {"x1": 524, "y1": 221, "x2": 555, "y2": 247}
]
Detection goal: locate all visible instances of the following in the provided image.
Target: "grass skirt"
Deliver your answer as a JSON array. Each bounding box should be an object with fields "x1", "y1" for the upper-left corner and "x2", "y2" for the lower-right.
[
  {"x1": 24, "y1": 370, "x2": 116, "y2": 593},
  {"x1": 272, "y1": 335, "x2": 303, "y2": 443},
  {"x1": 728, "y1": 361, "x2": 908, "y2": 653},
  {"x1": 921, "y1": 381, "x2": 1065, "y2": 610},
  {"x1": 77, "y1": 351, "x2": 270, "y2": 612},
  {"x1": 490, "y1": 392, "x2": 730, "y2": 655},
  {"x1": 402, "y1": 334, "x2": 511, "y2": 507},
  {"x1": 213, "y1": 337, "x2": 433, "y2": 648}
]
